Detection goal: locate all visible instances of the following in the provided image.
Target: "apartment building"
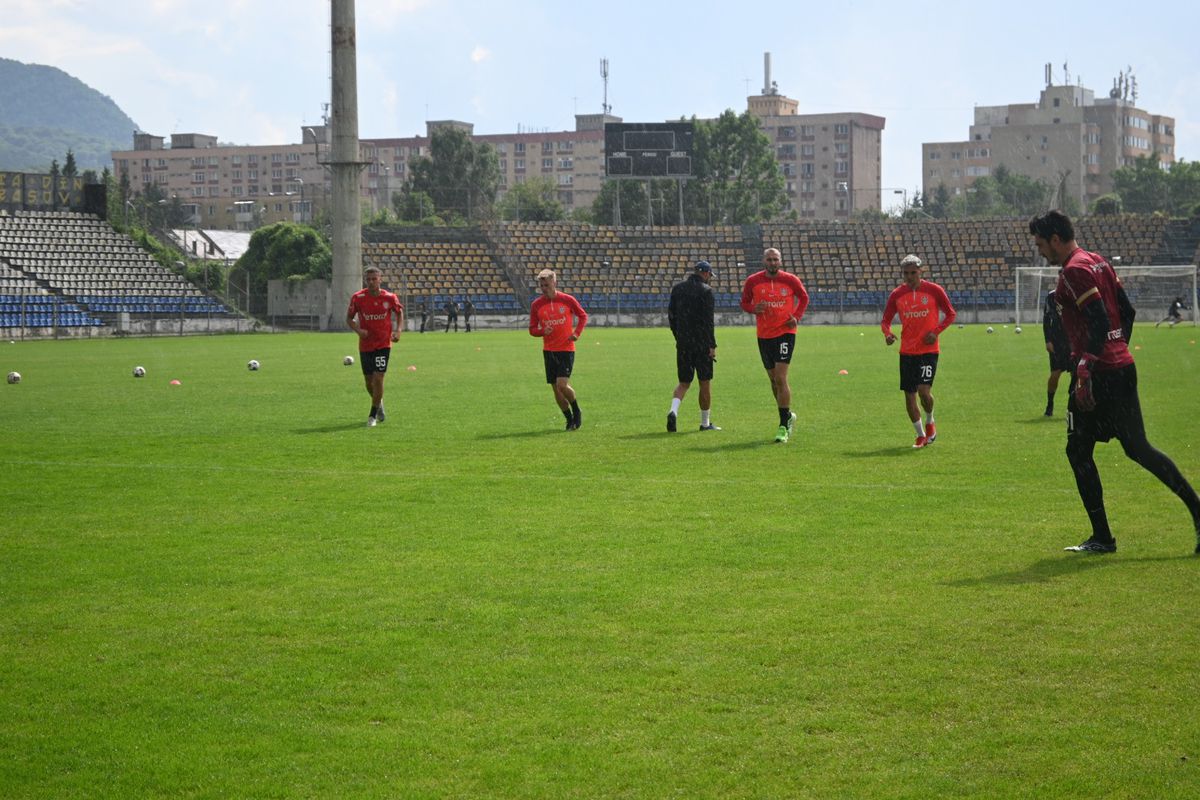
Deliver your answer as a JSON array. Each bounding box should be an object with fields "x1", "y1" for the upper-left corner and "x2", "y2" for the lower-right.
[
  {"x1": 923, "y1": 72, "x2": 1175, "y2": 210},
  {"x1": 111, "y1": 66, "x2": 885, "y2": 227}
]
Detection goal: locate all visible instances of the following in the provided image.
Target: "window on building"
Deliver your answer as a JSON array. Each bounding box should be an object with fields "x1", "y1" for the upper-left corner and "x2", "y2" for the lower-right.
[
  {"x1": 272, "y1": 168, "x2": 283, "y2": 179},
  {"x1": 286, "y1": 153, "x2": 300, "y2": 163},
  {"x1": 248, "y1": 169, "x2": 258, "y2": 180},
  {"x1": 834, "y1": 123, "x2": 849, "y2": 136},
  {"x1": 557, "y1": 140, "x2": 573, "y2": 151},
  {"x1": 800, "y1": 163, "x2": 815, "y2": 177},
  {"x1": 542, "y1": 142, "x2": 554, "y2": 153},
  {"x1": 248, "y1": 154, "x2": 258, "y2": 165},
  {"x1": 515, "y1": 159, "x2": 525, "y2": 171},
  {"x1": 834, "y1": 161, "x2": 848, "y2": 175},
  {"x1": 558, "y1": 174, "x2": 573, "y2": 186},
  {"x1": 514, "y1": 142, "x2": 525, "y2": 154},
  {"x1": 233, "y1": 186, "x2": 243, "y2": 197},
  {"x1": 558, "y1": 157, "x2": 573, "y2": 169},
  {"x1": 271, "y1": 153, "x2": 283, "y2": 163},
  {"x1": 194, "y1": 172, "x2": 205, "y2": 183},
  {"x1": 834, "y1": 142, "x2": 848, "y2": 155},
  {"x1": 542, "y1": 158, "x2": 553, "y2": 170},
  {"x1": 232, "y1": 155, "x2": 242, "y2": 166},
  {"x1": 801, "y1": 144, "x2": 814, "y2": 157},
  {"x1": 800, "y1": 125, "x2": 815, "y2": 137}
]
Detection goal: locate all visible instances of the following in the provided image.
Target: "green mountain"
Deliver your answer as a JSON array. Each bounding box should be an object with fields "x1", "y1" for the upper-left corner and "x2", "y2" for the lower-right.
[{"x1": 0, "y1": 58, "x2": 140, "y2": 173}]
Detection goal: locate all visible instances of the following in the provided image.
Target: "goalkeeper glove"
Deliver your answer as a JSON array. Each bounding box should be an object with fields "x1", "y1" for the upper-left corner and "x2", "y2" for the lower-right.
[{"x1": 1074, "y1": 354, "x2": 1098, "y2": 412}]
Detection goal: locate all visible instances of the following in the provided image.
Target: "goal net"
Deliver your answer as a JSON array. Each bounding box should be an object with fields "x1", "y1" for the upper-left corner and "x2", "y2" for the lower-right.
[{"x1": 1015, "y1": 264, "x2": 1197, "y2": 326}]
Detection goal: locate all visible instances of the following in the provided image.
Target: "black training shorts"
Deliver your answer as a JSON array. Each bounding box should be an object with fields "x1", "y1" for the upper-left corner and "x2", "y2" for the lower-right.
[
  {"x1": 1067, "y1": 363, "x2": 1145, "y2": 444},
  {"x1": 899, "y1": 353, "x2": 938, "y2": 392},
  {"x1": 543, "y1": 350, "x2": 575, "y2": 384},
  {"x1": 361, "y1": 348, "x2": 391, "y2": 375},
  {"x1": 1048, "y1": 347, "x2": 1072, "y2": 373},
  {"x1": 757, "y1": 334, "x2": 796, "y2": 370},
  {"x1": 676, "y1": 348, "x2": 714, "y2": 384}
]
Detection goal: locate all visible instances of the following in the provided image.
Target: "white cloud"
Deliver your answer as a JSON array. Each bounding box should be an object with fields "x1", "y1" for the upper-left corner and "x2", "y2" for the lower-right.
[{"x1": 471, "y1": 46, "x2": 491, "y2": 64}]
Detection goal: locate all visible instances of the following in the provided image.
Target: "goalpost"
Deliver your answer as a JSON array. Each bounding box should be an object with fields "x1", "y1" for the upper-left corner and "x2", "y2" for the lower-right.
[{"x1": 1015, "y1": 264, "x2": 1198, "y2": 326}]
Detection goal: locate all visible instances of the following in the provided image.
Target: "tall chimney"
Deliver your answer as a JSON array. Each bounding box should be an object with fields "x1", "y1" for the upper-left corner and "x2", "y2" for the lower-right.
[
  {"x1": 329, "y1": 0, "x2": 363, "y2": 331},
  {"x1": 763, "y1": 52, "x2": 772, "y2": 94}
]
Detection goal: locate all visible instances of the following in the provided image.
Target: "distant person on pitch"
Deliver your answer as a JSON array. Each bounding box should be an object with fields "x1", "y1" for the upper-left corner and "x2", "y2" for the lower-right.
[
  {"x1": 739, "y1": 247, "x2": 809, "y2": 444},
  {"x1": 1042, "y1": 290, "x2": 1072, "y2": 416},
  {"x1": 666, "y1": 260, "x2": 720, "y2": 432},
  {"x1": 529, "y1": 269, "x2": 588, "y2": 430},
  {"x1": 462, "y1": 298, "x2": 476, "y2": 332},
  {"x1": 347, "y1": 266, "x2": 403, "y2": 428},
  {"x1": 443, "y1": 299, "x2": 459, "y2": 332},
  {"x1": 880, "y1": 254, "x2": 956, "y2": 448},
  {"x1": 1155, "y1": 296, "x2": 1188, "y2": 328}
]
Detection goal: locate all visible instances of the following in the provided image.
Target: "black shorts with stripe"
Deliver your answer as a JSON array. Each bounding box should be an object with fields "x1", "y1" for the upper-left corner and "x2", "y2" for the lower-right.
[{"x1": 543, "y1": 350, "x2": 575, "y2": 383}]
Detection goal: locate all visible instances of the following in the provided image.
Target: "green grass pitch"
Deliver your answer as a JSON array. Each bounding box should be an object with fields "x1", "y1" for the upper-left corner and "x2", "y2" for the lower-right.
[{"x1": 2, "y1": 324, "x2": 1199, "y2": 798}]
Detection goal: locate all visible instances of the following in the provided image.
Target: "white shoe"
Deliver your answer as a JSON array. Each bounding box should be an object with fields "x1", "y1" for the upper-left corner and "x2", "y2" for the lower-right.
[{"x1": 367, "y1": 416, "x2": 377, "y2": 428}]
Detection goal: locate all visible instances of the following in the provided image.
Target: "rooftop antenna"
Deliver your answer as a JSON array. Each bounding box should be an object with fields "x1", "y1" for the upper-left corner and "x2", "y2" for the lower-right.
[
  {"x1": 1130, "y1": 72, "x2": 1138, "y2": 105},
  {"x1": 1045, "y1": 62, "x2": 1052, "y2": 87},
  {"x1": 600, "y1": 58, "x2": 611, "y2": 115}
]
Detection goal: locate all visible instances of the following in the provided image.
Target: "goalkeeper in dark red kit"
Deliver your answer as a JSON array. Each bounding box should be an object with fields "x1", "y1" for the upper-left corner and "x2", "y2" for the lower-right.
[{"x1": 1029, "y1": 210, "x2": 1200, "y2": 554}]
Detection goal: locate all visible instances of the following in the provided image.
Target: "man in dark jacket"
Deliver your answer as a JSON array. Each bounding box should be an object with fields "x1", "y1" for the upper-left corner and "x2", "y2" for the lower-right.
[{"x1": 666, "y1": 260, "x2": 719, "y2": 432}]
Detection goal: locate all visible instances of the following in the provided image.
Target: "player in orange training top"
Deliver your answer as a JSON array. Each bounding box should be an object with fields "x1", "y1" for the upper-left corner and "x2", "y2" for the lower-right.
[
  {"x1": 529, "y1": 269, "x2": 588, "y2": 430},
  {"x1": 880, "y1": 254, "x2": 956, "y2": 449},
  {"x1": 740, "y1": 247, "x2": 809, "y2": 443},
  {"x1": 347, "y1": 265, "x2": 404, "y2": 428}
]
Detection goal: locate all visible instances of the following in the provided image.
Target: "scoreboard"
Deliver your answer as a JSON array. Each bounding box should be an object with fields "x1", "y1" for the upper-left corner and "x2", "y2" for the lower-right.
[{"x1": 604, "y1": 122, "x2": 694, "y2": 178}]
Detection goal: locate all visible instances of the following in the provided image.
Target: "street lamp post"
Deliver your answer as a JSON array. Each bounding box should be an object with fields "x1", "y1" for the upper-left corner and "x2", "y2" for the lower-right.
[{"x1": 288, "y1": 178, "x2": 306, "y2": 222}]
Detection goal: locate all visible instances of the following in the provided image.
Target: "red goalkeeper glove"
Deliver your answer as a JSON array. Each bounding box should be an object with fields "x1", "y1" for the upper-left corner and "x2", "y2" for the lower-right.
[{"x1": 1074, "y1": 354, "x2": 1098, "y2": 411}]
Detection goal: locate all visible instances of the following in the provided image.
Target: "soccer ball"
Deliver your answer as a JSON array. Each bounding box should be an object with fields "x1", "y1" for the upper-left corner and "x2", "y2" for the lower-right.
[
  {"x1": 6, "y1": 371, "x2": 19, "y2": 384},
  {"x1": 133, "y1": 366, "x2": 146, "y2": 378},
  {"x1": 343, "y1": 355, "x2": 355, "y2": 366},
  {"x1": 986, "y1": 326, "x2": 995, "y2": 334},
  {"x1": 1014, "y1": 326, "x2": 1023, "y2": 334},
  {"x1": 247, "y1": 359, "x2": 260, "y2": 371}
]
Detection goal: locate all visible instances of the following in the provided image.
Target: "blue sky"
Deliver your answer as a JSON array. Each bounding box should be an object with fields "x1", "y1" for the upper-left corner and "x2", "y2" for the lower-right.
[{"x1": 4, "y1": 0, "x2": 1197, "y2": 210}]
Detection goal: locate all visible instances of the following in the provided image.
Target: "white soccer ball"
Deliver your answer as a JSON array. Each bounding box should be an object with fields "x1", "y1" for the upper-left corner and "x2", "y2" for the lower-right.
[
  {"x1": 6, "y1": 371, "x2": 20, "y2": 384},
  {"x1": 247, "y1": 359, "x2": 260, "y2": 371},
  {"x1": 133, "y1": 366, "x2": 146, "y2": 378},
  {"x1": 343, "y1": 355, "x2": 355, "y2": 366},
  {"x1": 1014, "y1": 326, "x2": 1023, "y2": 334},
  {"x1": 986, "y1": 326, "x2": 995, "y2": 334}
]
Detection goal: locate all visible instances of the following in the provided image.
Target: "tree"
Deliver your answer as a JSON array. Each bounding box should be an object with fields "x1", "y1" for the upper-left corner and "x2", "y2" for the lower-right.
[
  {"x1": 498, "y1": 177, "x2": 565, "y2": 222},
  {"x1": 945, "y1": 166, "x2": 1053, "y2": 218},
  {"x1": 685, "y1": 110, "x2": 787, "y2": 224},
  {"x1": 1091, "y1": 194, "x2": 1122, "y2": 215},
  {"x1": 1112, "y1": 154, "x2": 1170, "y2": 214},
  {"x1": 926, "y1": 184, "x2": 951, "y2": 219},
  {"x1": 234, "y1": 222, "x2": 332, "y2": 305},
  {"x1": 393, "y1": 189, "x2": 439, "y2": 224},
  {"x1": 590, "y1": 179, "x2": 651, "y2": 225},
  {"x1": 63, "y1": 149, "x2": 77, "y2": 179},
  {"x1": 406, "y1": 127, "x2": 500, "y2": 222}
]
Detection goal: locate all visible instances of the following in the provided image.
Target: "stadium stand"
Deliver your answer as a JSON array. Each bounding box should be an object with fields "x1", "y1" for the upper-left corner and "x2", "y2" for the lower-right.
[{"x1": 0, "y1": 209, "x2": 230, "y2": 329}]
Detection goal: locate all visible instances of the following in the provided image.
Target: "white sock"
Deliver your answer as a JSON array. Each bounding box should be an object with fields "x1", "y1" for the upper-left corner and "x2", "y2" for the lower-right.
[
  {"x1": 913, "y1": 419, "x2": 925, "y2": 437},
  {"x1": 669, "y1": 398, "x2": 681, "y2": 415},
  {"x1": 925, "y1": 412, "x2": 935, "y2": 426},
  {"x1": 701, "y1": 409, "x2": 711, "y2": 426}
]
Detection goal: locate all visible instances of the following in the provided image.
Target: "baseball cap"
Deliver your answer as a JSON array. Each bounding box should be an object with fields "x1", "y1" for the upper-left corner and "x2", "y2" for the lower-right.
[{"x1": 694, "y1": 260, "x2": 715, "y2": 275}]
